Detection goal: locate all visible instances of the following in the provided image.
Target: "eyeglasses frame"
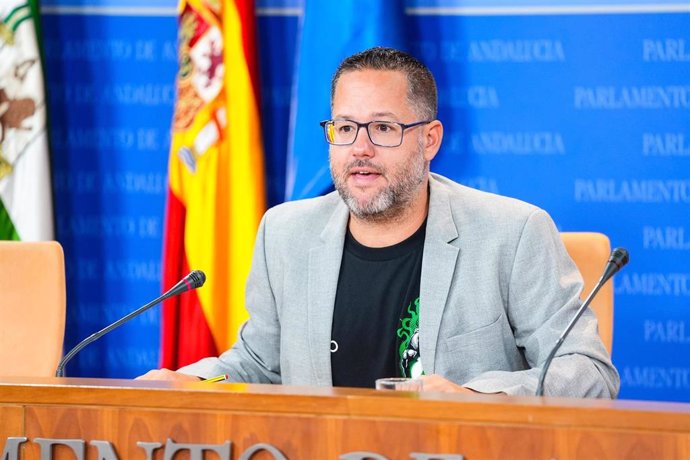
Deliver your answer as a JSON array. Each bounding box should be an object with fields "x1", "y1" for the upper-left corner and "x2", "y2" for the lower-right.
[{"x1": 319, "y1": 119, "x2": 433, "y2": 147}]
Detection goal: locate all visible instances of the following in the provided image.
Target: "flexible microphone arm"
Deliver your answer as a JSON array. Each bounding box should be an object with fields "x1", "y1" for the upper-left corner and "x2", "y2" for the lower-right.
[
  {"x1": 55, "y1": 270, "x2": 206, "y2": 377},
  {"x1": 535, "y1": 248, "x2": 629, "y2": 396}
]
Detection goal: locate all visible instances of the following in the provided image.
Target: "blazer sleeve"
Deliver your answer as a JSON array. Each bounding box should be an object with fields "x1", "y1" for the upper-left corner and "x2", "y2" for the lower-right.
[
  {"x1": 462, "y1": 209, "x2": 620, "y2": 397},
  {"x1": 177, "y1": 212, "x2": 282, "y2": 383}
]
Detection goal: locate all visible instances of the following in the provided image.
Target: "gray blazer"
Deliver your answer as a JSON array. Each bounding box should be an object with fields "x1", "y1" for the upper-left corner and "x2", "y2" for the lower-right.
[{"x1": 180, "y1": 174, "x2": 619, "y2": 397}]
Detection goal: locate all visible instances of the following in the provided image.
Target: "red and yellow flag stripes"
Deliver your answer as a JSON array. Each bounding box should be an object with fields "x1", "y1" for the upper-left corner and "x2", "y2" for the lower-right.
[{"x1": 161, "y1": 0, "x2": 265, "y2": 369}]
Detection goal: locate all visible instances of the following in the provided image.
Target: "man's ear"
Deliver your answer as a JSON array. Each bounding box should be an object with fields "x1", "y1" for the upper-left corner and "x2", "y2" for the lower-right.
[{"x1": 423, "y1": 120, "x2": 443, "y2": 161}]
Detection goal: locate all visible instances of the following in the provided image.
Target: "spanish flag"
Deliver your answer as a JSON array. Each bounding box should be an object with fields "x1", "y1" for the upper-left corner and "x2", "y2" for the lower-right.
[{"x1": 161, "y1": 0, "x2": 265, "y2": 369}]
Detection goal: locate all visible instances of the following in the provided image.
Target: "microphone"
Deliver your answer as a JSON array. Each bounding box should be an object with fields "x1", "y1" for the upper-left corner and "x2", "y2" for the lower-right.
[
  {"x1": 535, "y1": 248, "x2": 629, "y2": 396},
  {"x1": 55, "y1": 270, "x2": 206, "y2": 377}
]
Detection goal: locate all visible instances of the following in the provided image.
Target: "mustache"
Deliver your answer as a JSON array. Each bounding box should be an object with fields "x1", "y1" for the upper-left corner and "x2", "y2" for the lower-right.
[{"x1": 344, "y1": 159, "x2": 384, "y2": 175}]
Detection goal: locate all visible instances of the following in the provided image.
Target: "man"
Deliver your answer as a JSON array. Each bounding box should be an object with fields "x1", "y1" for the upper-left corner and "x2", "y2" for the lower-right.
[{"x1": 140, "y1": 47, "x2": 619, "y2": 397}]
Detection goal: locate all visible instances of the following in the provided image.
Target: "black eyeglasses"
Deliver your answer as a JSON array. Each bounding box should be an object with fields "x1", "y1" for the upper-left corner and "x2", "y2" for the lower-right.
[{"x1": 319, "y1": 119, "x2": 432, "y2": 147}]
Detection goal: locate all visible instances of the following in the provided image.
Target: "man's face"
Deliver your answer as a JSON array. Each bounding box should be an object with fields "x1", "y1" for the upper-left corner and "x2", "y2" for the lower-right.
[{"x1": 329, "y1": 69, "x2": 429, "y2": 221}]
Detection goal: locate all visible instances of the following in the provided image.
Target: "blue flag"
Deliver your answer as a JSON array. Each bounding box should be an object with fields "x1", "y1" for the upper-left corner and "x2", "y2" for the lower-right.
[{"x1": 285, "y1": 1, "x2": 408, "y2": 201}]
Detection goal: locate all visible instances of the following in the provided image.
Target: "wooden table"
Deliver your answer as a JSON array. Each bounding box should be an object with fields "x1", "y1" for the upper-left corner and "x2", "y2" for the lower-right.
[{"x1": 1, "y1": 377, "x2": 689, "y2": 459}]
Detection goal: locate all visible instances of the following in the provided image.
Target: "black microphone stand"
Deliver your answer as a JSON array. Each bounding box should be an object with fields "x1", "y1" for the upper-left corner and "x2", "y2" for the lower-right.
[
  {"x1": 535, "y1": 248, "x2": 628, "y2": 396},
  {"x1": 56, "y1": 271, "x2": 205, "y2": 377},
  {"x1": 535, "y1": 279, "x2": 605, "y2": 396}
]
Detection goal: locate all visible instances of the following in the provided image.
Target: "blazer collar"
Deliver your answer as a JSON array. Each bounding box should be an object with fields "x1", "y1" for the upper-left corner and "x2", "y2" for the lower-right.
[
  {"x1": 307, "y1": 197, "x2": 349, "y2": 385},
  {"x1": 419, "y1": 174, "x2": 460, "y2": 374}
]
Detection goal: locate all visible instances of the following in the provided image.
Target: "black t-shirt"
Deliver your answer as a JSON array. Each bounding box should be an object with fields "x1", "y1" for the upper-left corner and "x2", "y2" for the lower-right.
[{"x1": 330, "y1": 220, "x2": 426, "y2": 388}]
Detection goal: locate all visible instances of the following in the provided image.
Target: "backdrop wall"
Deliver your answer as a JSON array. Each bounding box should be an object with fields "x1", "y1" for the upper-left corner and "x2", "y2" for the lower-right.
[{"x1": 41, "y1": 0, "x2": 690, "y2": 402}]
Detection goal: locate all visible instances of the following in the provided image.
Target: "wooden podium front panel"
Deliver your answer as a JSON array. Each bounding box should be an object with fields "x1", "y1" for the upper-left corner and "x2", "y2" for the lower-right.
[
  {"x1": 23, "y1": 407, "x2": 329, "y2": 459},
  {"x1": 21, "y1": 406, "x2": 563, "y2": 459},
  {"x1": 334, "y1": 419, "x2": 557, "y2": 459},
  {"x1": 23, "y1": 408, "x2": 688, "y2": 459},
  {"x1": 0, "y1": 406, "x2": 23, "y2": 438},
  {"x1": 562, "y1": 427, "x2": 688, "y2": 459}
]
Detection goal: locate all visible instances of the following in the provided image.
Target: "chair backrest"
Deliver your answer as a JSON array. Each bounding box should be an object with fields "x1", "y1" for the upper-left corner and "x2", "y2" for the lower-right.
[
  {"x1": 0, "y1": 241, "x2": 66, "y2": 377},
  {"x1": 560, "y1": 232, "x2": 613, "y2": 353}
]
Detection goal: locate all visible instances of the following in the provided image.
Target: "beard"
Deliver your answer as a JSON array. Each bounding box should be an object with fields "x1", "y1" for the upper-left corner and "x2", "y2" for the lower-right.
[{"x1": 330, "y1": 139, "x2": 428, "y2": 221}]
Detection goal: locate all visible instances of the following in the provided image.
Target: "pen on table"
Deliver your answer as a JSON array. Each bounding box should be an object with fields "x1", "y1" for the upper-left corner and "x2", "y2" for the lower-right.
[{"x1": 203, "y1": 374, "x2": 229, "y2": 383}]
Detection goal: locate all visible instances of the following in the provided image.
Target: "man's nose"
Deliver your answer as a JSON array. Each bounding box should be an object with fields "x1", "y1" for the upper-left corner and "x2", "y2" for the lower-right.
[{"x1": 351, "y1": 125, "x2": 374, "y2": 156}]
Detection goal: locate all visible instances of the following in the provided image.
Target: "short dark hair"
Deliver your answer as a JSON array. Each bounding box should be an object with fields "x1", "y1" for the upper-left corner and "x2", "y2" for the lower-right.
[{"x1": 330, "y1": 47, "x2": 438, "y2": 120}]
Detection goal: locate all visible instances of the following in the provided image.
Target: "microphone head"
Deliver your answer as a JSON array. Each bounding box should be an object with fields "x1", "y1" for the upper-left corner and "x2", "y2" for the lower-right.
[
  {"x1": 601, "y1": 247, "x2": 630, "y2": 283},
  {"x1": 610, "y1": 247, "x2": 630, "y2": 269},
  {"x1": 188, "y1": 270, "x2": 207, "y2": 289}
]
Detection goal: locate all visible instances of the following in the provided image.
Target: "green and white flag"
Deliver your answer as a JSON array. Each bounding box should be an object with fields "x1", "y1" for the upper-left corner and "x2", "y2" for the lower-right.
[{"x1": 0, "y1": 1, "x2": 52, "y2": 241}]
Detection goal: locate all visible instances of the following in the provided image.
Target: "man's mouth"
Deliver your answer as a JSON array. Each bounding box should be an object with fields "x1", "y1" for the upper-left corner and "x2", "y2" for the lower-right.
[{"x1": 348, "y1": 166, "x2": 382, "y2": 177}]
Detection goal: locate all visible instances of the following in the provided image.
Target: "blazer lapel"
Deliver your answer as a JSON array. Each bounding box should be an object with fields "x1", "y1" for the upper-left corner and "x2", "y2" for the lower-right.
[
  {"x1": 307, "y1": 200, "x2": 349, "y2": 385},
  {"x1": 420, "y1": 176, "x2": 460, "y2": 374}
]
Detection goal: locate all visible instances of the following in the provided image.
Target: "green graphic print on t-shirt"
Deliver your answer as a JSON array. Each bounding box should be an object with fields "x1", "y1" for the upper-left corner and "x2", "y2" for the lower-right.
[{"x1": 397, "y1": 297, "x2": 423, "y2": 378}]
